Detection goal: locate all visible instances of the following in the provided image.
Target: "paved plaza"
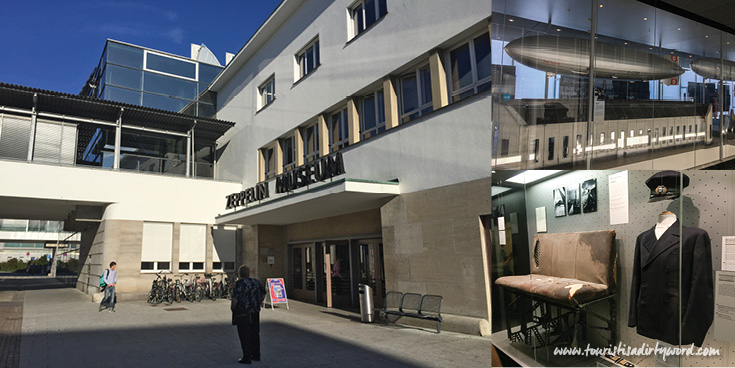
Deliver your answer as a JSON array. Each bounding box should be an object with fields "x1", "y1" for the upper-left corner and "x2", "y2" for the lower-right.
[{"x1": 0, "y1": 276, "x2": 491, "y2": 367}]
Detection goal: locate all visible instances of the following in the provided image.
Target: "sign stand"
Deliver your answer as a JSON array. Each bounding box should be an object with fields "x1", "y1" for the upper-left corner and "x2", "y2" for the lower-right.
[{"x1": 266, "y1": 278, "x2": 289, "y2": 310}]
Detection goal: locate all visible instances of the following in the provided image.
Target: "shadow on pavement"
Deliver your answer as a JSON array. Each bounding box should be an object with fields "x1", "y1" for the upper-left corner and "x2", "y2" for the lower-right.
[
  {"x1": 21, "y1": 320, "x2": 425, "y2": 368},
  {"x1": 320, "y1": 310, "x2": 362, "y2": 323},
  {"x1": 0, "y1": 277, "x2": 75, "y2": 292}
]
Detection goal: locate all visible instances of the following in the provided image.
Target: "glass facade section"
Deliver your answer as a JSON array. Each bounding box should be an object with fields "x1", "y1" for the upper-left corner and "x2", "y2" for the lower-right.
[
  {"x1": 83, "y1": 41, "x2": 223, "y2": 119},
  {"x1": 143, "y1": 72, "x2": 197, "y2": 100},
  {"x1": 146, "y1": 52, "x2": 196, "y2": 79}
]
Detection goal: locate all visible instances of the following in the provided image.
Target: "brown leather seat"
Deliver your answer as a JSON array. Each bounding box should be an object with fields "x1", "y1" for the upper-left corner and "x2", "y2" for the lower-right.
[{"x1": 496, "y1": 230, "x2": 616, "y2": 307}]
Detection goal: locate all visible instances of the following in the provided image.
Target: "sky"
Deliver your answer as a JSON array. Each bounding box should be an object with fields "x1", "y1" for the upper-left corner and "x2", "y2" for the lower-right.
[{"x1": 0, "y1": 0, "x2": 283, "y2": 94}]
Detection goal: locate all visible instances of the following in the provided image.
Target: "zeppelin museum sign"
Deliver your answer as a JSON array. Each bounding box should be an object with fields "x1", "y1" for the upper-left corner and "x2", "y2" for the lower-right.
[{"x1": 225, "y1": 153, "x2": 346, "y2": 210}]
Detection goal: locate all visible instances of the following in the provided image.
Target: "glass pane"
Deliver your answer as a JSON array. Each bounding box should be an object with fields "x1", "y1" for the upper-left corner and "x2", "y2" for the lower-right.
[
  {"x1": 106, "y1": 64, "x2": 142, "y2": 90},
  {"x1": 306, "y1": 47, "x2": 314, "y2": 74},
  {"x1": 197, "y1": 103, "x2": 216, "y2": 118},
  {"x1": 420, "y1": 66, "x2": 433, "y2": 105},
  {"x1": 363, "y1": 94, "x2": 376, "y2": 131},
  {"x1": 142, "y1": 92, "x2": 190, "y2": 113},
  {"x1": 305, "y1": 247, "x2": 314, "y2": 291},
  {"x1": 314, "y1": 41, "x2": 320, "y2": 67},
  {"x1": 401, "y1": 74, "x2": 418, "y2": 114},
  {"x1": 474, "y1": 32, "x2": 491, "y2": 80},
  {"x1": 365, "y1": 0, "x2": 377, "y2": 27},
  {"x1": 105, "y1": 86, "x2": 141, "y2": 105},
  {"x1": 292, "y1": 247, "x2": 303, "y2": 290},
  {"x1": 107, "y1": 42, "x2": 143, "y2": 69},
  {"x1": 198, "y1": 63, "x2": 222, "y2": 84},
  {"x1": 451, "y1": 43, "x2": 472, "y2": 90},
  {"x1": 146, "y1": 53, "x2": 196, "y2": 79},
  {"x1": 144, "y1": 72, "x2": 197, "y2": 100},
  {"x1": 377, "y1": 90, "x2": 385, "y2": 124}
]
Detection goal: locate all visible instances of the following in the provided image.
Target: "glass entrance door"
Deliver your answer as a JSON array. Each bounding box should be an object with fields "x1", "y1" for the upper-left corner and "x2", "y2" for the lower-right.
[
  {"x1": 289, "y1": 243, "x2": 315, "y2": 301},
  {"x1": 322, "y1": 241, "x2": 352, "y2": 307},
  {"x1": 357, "y1": 239, "x2": 385, "y2": 308}
]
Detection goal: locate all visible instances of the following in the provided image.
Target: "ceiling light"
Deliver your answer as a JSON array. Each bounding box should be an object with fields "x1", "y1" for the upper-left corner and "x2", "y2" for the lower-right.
[
  {"x1": 509, "y1": 19, "x2": 514, "y2": 22},
  {"x1": 677, "y1": 28, "x2": 681, "y2": 31},
  {"x1": 706, "y1": 35, "x2": 709, "y2": 38},
  {"x1": 625, "y1": 42, "x2": 628, "y2": 45},
  {"x1": 557, "y1": 28, "x2": 561, "y2": 32},
  {"x1": 505, "y1": 170, "x2": 561, "y2": 185},
  {"x1": 643, "y1": 17, "x2": 648, "y2": 21},
  {"x1": 599, "y1": 4, "x2": 603, "y2": 7}
]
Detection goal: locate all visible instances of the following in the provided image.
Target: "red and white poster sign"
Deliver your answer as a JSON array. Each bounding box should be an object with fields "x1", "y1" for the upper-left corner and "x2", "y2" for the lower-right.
[{"x1": 266, "y1": 278, "x2": 289, "y2": 310}]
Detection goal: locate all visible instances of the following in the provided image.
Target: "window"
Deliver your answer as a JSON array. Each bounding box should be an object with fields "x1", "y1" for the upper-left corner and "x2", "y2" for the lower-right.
[
  {"x1": 302, "y1": 124, "x2": 319, "y2": 163},
  {"x1": 576, "y1": 134, "x2": 582, "y2": 155},
  {"x1": 141, "y1": 222, "x2": 173, "y2": 272},
  {"x1": 296, "y1": 38, "x2": 320, "y2": 80},
  {"x1": 350, "y1": 0, "x2": 388, "y2": 38},
  {"x1": 547, "y1": 137, "x2": 555, "y2": 160},
  {"x1": 655, "y1": 128, "x2": 659, "y2": 144},
  {"x1": 449, "y1": 31, "x2": 491, "y2": 102},
  {"x1": 258, "y1": 75, "x2": 276, "y2": 110},
  {"x1": 400, "y1": 64, "x2": 433, "y2": 123},
  {"x1": 179, "y1": 224, "x2": 206, "y2": 272},
  {"x1": 262, "y1": 146, "x2": 275, "y2": 179},
  {"x1": 500, "y1": 139, "x2": 510, "y2": 157},
  {"x1": 360, "y1": 89, "x2": 386, "y2": 139},
  {"x1": 562, "y1": 136, "x2": 569, "y2": 158},
  {"x1": 599, "y1": 133, "x2": 605, "y2": 144},
  {"x1": 329, "y1": 108, "x2": 349, "y2": 152},
  {"x1": 281, "y1": 136, "x2": 295, "y2": 171},
  {"x1": 213, "y1": 226, "x2": 237, "y2": 272},
  {"x1": 145, "y1": 51, "x2": 197, "y2": 80},
  {"x1": 532, "y1": 139, "x2": 539, "y2": 162}
]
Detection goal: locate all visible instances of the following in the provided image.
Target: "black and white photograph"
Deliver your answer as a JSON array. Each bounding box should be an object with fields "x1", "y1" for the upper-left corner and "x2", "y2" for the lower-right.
[
  {"x1": 566, "y1": 185, "x2": 581, "y2": 215},
  {"x1": 553, "y1": 187, "x2": 566, "y2": 217},
  {"x1": 581, "y1": 179, "x2": 597, "y2": 213}
]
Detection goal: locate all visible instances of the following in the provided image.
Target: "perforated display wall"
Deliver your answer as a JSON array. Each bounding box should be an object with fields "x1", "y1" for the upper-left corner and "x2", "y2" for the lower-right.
[{"x1": 519, "y1": 170, "x2": 733, "y2": 366}]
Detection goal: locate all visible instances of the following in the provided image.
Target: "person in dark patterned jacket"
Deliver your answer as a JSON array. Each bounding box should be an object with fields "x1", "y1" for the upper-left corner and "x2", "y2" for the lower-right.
[{"x1": 231, "y1": 265, "x2": 266, "y2": 364}]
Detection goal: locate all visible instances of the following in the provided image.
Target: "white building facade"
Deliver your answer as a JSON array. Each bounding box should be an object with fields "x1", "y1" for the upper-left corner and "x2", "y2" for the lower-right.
[{"x1": 212, "y1": 0, "x2": 493, "y2": 334}]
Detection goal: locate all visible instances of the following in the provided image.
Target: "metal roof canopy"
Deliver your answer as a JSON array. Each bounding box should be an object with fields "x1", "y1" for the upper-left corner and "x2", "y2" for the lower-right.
[{"x1": 0, "y1": 83, "x2": 235, "y2": 144}]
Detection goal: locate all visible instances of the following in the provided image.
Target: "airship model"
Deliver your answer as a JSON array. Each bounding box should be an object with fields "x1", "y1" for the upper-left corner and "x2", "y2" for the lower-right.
[
  {"x1": 504, "y1": 35, "x2": 684, "y2": 80},
  {"x1": 691, "y1": 57, "x2": 735, "y2": 81}
]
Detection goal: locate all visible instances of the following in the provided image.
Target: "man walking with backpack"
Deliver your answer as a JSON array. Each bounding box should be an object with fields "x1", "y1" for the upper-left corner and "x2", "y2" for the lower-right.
[{"x1": 99, "y1": 261, "x2": 117, "y2": 312}]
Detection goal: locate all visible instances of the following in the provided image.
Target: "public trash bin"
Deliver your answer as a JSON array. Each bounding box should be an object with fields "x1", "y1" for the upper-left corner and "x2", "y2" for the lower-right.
[{"x1": 358, "y1": 283, "x2": 375, "y2": 323}]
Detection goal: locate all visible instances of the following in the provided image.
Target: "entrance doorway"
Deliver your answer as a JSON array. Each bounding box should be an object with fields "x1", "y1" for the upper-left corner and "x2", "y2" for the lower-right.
[
  {"x1": 322, "y1": 240, "x2": 351, "y2": 307},
  {"x1": 289, "y1": 243, "x2": 316, "y2": 301}
]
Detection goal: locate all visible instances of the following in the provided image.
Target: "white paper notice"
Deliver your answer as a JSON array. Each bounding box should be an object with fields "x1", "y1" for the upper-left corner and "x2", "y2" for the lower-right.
[
  {"x1": 722, "y1": 237, "x2": 735, "y2": 272},
  {"x1": 608, "y1": 171, "x2": 629, "y2": 225},
  {"x1": 714, "y1": 271, "x2": 735, "y2": 342},
  {"x1": 498, "y1": 217, "x2": 506, "y2": 231},
  {"x1": 535, "y1": 207, "x2": 547, "y2": 233},
  {"x1": 499, "y1": 230, "x2": 507, "y2": 245},
  {"x1": 510, "y1": 212, "x2": 519, "y2": 234}
]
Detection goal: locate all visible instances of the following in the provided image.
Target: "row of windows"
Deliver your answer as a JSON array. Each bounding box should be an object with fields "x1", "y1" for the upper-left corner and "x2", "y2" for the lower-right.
[
  {"x1": 140, "y1": 261, "x2": 235, "y2": 272},
  {"x1": 522, "y1": 123, "x2": 707, "y2": 162},
  {"x1": 256, "y1": 27, "x2": 491, "y2": 180}
]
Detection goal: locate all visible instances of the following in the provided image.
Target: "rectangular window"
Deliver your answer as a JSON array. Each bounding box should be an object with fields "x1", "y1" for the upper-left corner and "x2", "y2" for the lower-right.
[
  {"x1": 281, "y1": 136, "x2": 295, "y2": 171},
  {"x1": 350, "y1": 0, "x2": 387, "y2": 38},
  {"x1": 296, "y1": 38, "x2": 320, "y2": 80},
  {"x1": 145, "y1": 51, "x2": 197, "y2": 80},
  {"x1": 500, "y1": 139, "x2": 510, "y2": 157},
  {"x1": 562, "y1": 136, "x2": 569, "y2": 158},
  {"x1": 400, "y1": 64, "x2": 433, "y2": 123},
  {"x1": 449, "y1": 31, "x2": 491, "y2": 102},
  {"x1": 179, "y1": 224, "x2": 206, "y2": 272},
  {"x1": 360, "y1": 89, "x2": 386, "y2": 139},
  {"x1": 212, "y1": 227, "x2": 237, "y2": 272},
  {"x1": 263, "y1": 146, "x2": 275, "y2": 179},
  {"x1": 654, "y1": 127, "x2": 659, "y2": 144},
  {"x1": 533, "y1": 139, "x2": 539, "y2": 162},
  {"x1": 302, "y1": 124, "x2": 319, "y2": 163},
  {"x1": 329, "y1": 108, "x2": 350, "y2": 152},
  {"x1": 547, "y1": 137, "x2": 555, "y2": 161},
  {"x1": 258, "y1": 75, "x2": 276, "y2": 110},
  {"x1": 647, "y1": 129, "x2": 652, "y2": 146},
  {"x1": 600, "y1": 133, "x2": 605, "y2": 144},
  {"x1": 141, "y1": 222, "x2": 173, "y2": 272}
]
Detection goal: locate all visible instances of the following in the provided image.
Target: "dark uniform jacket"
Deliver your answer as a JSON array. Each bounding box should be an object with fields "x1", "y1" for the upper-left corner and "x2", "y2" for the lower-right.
[{"x1": 628, "y1": 220, "x2": 714, "y2": 347}]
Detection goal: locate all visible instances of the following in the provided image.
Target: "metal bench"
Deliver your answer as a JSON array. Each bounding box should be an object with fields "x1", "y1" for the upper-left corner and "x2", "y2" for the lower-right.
[{"x1": 382, "y1": 291, "x2": 443, "y2": 333}]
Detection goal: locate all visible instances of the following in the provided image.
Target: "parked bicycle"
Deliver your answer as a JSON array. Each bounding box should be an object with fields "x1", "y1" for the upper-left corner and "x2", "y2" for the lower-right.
[{"x1": 146, "y1": 271, "x2": 166, "y2": 304}]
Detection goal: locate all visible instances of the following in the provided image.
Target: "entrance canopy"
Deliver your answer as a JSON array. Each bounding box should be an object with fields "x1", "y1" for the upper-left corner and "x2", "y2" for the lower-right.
[{"x1": 216, "y1": 179, "x2": 400, "y2": 226}]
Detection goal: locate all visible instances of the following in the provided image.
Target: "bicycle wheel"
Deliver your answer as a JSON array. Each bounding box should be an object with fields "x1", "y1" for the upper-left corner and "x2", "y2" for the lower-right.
[
  {"x1": 166, "y1": 288, "x2": 174, "y2": 304},
  {"x1": 147, "y1": 289, "x2": 157, "y2": 304},
  {"x1": 174, "y1": 287, "x2": 182, "y2": 303},
  {"x1": 195, "y1": 287, "x2": 203, "y2": 302},
  {"x1": 211, "y1": 286, "x2": 218, "y2": 301}
]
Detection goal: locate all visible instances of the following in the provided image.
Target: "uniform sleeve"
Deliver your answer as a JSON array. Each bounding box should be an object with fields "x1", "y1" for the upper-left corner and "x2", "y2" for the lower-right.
[
  {"x1": 682, "y1": 231, "x2": 714, "y2": 347},
  {"x1": 628, "y1": 236, "x2": 642, "y2": 327}
]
